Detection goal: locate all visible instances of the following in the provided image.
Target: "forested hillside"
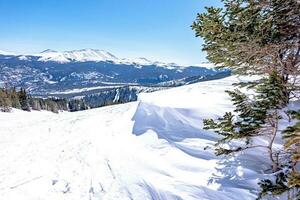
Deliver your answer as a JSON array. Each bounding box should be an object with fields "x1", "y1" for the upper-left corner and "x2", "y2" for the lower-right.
[{"x1": 0, "y1": 88, "x2": 87, "y2": 113}]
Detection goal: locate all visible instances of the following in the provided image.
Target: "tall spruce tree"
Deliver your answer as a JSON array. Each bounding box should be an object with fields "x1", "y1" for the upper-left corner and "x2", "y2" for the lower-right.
[
  {"x1": 18, "y1": 88, "x2": 30, "y2": 111},
  {"x1": 10, "y1": 87, "x2": 21, "y2": 109},
  {"x1": 193, "y1": 0, "x2": 300, "y2": 198},
  {"x1": 283, "y1": 114, "x2": 300, "y2": 191},
  {"x1": 29, "y1": 98, "x2": 41, "y2": 111},
  {"x1": 0, "y1": 88, "x2": 12, "y2": 112}
]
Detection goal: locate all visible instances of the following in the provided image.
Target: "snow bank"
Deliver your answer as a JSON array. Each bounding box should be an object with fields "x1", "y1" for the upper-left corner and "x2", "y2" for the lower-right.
[{"x1": 0, "y1": 76, "x2": 276, "y2": 200}]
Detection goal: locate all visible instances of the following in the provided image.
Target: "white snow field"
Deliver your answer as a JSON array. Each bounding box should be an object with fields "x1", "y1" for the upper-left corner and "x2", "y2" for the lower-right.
[{"x1": 0, "y1": 76, "x2": 283, "y2": 200}]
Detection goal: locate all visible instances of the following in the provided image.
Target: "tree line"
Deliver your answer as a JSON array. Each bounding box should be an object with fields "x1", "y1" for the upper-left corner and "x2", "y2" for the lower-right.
[
  {"x1": 192, "y1": 0, "x2": 299, "y2": 199},
  {"x1": 0, "y1": 87, "x2": 88, "y2": 113}
]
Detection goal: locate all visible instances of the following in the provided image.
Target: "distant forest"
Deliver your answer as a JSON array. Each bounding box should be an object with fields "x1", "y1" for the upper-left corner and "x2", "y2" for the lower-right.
[{"x1": 0, "y1": 87, "x2": 88, "y2": 113}]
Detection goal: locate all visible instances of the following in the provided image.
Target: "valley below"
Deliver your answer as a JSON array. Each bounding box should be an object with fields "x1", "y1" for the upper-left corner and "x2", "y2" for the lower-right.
[{"x1": 0, "y1": 49, "x2": 230, "y2": 109}]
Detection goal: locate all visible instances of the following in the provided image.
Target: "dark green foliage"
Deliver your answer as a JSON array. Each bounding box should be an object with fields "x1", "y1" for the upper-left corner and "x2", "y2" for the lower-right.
[
  {"x1": 256, "y1": 72, "x2": 289, "y2": 109},
  {"x1": 203, "y1": 72, "x2": 299, "y2": 198},
  {"x1": 193, "y1": 0, "x2": 300, "y2": 198},
  {"x1": 0, "y1": 87, "x2": 85, "y2": 113},
  {"x1": 10, "y1": 87, "x2": 21, "y2": 109},
  {"x1": 215, "y1": 146, "x2": 243, "y2": 156},
  {"x1": 283, "y1": 117, "x2": 300, "y2": 191},
  {"x1": 33, "y1": 98, "x2": 69, "y2": 113},
  {"x1": 68, "y1": 99, "x2": 88, "y2": 112},
  {"x1": 18, "y1": 88, "x2": 30, "y2": 111},
  {"x1": 285, "y1": 110, "x2": 300, "y2": 122},
  {"x1": 29, "y1": 98, "x2": 41, "y2": 111},
  {"x1": 203, "y1": 73, "x2": 292, "y2": 198},
  {"x1": 204, "y1": 112, "x2": 237, "y2": 140},
  {"x1": 257, "y1": 172, "x2": 290, "y2": 200},
  {"x1": 232, "y1": 80, "x2": 260, "y2": 89},
  {"x1": 192, "y1": 0, "x2": 300, "y2": 76},
  {"x1": 227, "y1": 89, "x2": 265, "y2": 135},
  {"x1": 0, "y1": 88, "x2": 12, "y2": 112},
  {"x1": 288, "y1": 172, "x2": 300, "y2": 189},
  {"x1": 283, "y1": 126, "x2": 300, "y2": 163},
  {"x1": 204, "y1": 72, "x2": 286, "y2": 154}
]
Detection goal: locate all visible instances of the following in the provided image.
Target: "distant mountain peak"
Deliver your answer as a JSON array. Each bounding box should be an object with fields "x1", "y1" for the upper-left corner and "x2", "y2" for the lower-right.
[
  {"x1": 61, "y1": 48, "x2": 118, "y2": 62},
  {"x1": 131, "y1": 57, "x2": 152, "y2": 65},
  {"x1": 137, "y1": 57, "x2": 150, "y2": 61},
  {"x1": 0, "y1": 50, "x2": 16, "y2": 56},
  {"x1": 40, "y1": 49, "x2": 58, "y2": 53},
  {"x1": 9, "y1": 48, "x2": 181, "y2": 68}
]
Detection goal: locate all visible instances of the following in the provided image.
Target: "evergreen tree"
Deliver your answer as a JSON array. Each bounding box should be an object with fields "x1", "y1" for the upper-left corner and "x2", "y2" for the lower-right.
[
  {"x1": 193, "y1": 0, "x2": 300, "y2": 198},
  {"x1": 203, "y1": 72, "x2": 298, "y2": 199},
  {"x1": 29, "y1": 98, "x2": 41, "y2": 111},
  {"x1": 0, "y1": 88, "x2": 12, "y2": 112},
  {"x1": 283, "y1": 116, "x2": 300, "y2": 190},
  {"x1": 192, "y1": 0, "x2": 300, "y2": 76},
  {"x1": 192, "y1": 0, "x2": 300, "y2": 105},
  {"x1": 257, "y1": 172, "x2": 290, "y2": 199},
  {"x1": 46, "y1": 100, "x2": 59, "y2": 113},
  {"x1": 0, "y1": 87, "x2": 71, "y2": 113},
  {"x1": 204, "y1": 73, "x2": 285, "y2": 169},
  {"x1": 10, "y1": 87, "x2": 21, "y2": 109},
  {"x1": 18, "y1": 88, "x2": 30, "y2": 111},
  {"x1": 68, "y1": 99, "x2": 88, "y2": 112}
]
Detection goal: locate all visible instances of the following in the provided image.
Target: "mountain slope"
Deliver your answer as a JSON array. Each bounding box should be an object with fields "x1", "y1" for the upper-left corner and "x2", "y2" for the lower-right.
[
  {"x1": 0, "y1": 76, "x2": 284, "y2": 200},
  {"x1": 0, "y1": 49, "x2": 229, "y2": 96}
]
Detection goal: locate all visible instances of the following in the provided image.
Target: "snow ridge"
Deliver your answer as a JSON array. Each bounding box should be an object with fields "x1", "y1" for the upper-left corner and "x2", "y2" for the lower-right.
[{"x1": 0, "y1": 76, "x2": 279, "y2": 200}]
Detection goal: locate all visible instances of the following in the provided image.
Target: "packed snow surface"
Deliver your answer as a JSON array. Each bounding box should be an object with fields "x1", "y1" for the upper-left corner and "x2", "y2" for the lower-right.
[{"x1": 0, "y1": 76, "x2": 278, "y2": 199}]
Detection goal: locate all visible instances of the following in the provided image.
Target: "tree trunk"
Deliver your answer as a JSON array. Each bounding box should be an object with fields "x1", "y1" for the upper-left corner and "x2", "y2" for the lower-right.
[
  {"x1": 281, "y1": 74, "x2": 290, "y2": 106},
  {"x1": 269, "y1": 111, "x2": 279, "y2": 172}
]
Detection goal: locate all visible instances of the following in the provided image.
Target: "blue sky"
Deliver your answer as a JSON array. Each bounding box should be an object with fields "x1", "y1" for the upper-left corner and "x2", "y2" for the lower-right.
[{"x1": 0, "y1": 0, "x2": 222, "y2": 65}]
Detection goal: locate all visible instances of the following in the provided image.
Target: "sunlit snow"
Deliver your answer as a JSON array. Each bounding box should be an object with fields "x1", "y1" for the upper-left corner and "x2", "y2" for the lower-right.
[{"x1": 0, "y1": 76, "x2": 282, "y2": 200}]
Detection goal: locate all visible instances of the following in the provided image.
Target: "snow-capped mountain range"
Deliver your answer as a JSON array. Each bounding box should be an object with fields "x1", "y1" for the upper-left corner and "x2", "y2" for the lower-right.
[
  {"x1": 2, "y1": 48, "x2": 179, "y2": 67},
  {"x1": 0, "y1": 48, "x2": 229, "y2": 105}
]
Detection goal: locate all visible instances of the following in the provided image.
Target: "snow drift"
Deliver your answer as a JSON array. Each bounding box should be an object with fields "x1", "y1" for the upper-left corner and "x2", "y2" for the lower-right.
[{"x1": 0, "y1": 76, "x2": 283, "y2": 199}]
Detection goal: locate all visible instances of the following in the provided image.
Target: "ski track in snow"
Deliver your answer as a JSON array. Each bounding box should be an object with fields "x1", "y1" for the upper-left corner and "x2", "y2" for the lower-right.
[{"x1": 0, "y1": 76, "x2": 275, "y2": 200}]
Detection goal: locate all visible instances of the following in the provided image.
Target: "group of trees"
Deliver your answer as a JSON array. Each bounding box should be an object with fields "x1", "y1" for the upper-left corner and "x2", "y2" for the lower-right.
[
  {"x1": 0, "y1": 87, "x2": 88, "y2": 113},
  {"x1": 193, "y1": 0, "x2": 299, "y2": 199},
  {"x1": 0, "y1": 88, "x2": 30, "y2": 112},
  {"x1": 0, "y1": 85, "x2": 150, "y2": 113}
]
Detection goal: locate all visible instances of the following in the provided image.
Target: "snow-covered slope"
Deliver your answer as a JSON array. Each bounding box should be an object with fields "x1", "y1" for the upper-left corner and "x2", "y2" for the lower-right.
[{"x1": 0, "y1": 76, "x2": 275, "y2": 200}]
